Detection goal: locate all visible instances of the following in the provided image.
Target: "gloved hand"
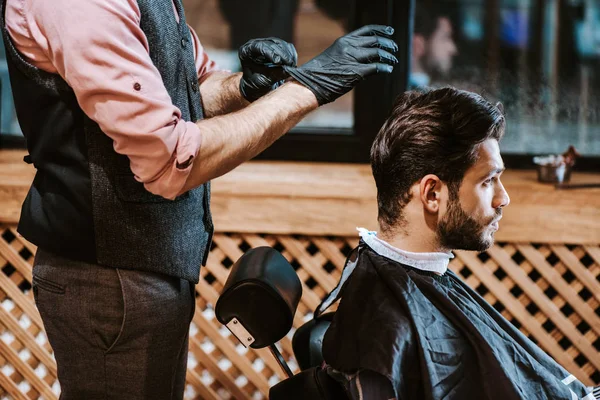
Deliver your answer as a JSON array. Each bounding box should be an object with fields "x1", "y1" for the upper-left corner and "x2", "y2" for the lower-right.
[
  {"x1": 284, "y1": 25, "x2": 398, "y2": 105},
  {"x1": 239, "y1": 37, "x2": 298, "y2": 102}
]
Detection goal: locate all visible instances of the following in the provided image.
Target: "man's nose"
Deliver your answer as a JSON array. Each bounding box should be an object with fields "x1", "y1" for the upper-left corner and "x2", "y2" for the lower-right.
[
  {"x1": 450, "y1": 40, "x2": 458, "y2": 55},
  {"x1": 494, "y1": 181, "x2": 510, "y2": 208}
]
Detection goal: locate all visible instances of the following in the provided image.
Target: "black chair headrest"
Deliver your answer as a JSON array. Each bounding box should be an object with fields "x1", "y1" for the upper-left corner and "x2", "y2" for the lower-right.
[
  {"x1": 215, "y1": 247, "x2": 302, "y2": 348},
  {"x1": 292, "y1": 312, "x2": 335, "y2": 370}
]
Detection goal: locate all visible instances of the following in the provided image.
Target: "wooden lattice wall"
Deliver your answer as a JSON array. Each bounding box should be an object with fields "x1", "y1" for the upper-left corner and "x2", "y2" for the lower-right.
[{"x1": 0, "y1": 224, "x2": 599, "y2": 399}]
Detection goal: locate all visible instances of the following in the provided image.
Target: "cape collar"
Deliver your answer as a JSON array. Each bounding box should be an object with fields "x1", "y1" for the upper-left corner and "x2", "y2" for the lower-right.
[{"x1": 357, "y1": 227, "x2": 453, "y2": 275}]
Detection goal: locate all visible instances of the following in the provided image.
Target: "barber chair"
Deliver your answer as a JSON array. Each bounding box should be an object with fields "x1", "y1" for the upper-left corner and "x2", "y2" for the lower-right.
[{"x1": 215, "y1": 247, "x2": 347, "y2": 399}]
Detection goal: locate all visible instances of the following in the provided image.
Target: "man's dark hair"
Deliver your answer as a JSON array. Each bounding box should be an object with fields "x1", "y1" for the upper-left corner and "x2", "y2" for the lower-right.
[
  {"x1": 370, "y1": 87, "x2": 505, "y2": 230},
  {"x1": 414, "y1": 7, "x2": 446, "y2": 38}
]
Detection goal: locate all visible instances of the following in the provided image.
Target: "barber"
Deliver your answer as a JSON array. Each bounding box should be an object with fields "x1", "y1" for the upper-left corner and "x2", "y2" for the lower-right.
[{"x1": 2, "y1": 0, "x2": 398, "y2": 397}]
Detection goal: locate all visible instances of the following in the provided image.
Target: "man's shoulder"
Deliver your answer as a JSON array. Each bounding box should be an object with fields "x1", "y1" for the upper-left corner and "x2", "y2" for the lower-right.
[{"x1": 328, "y1": 249, "x2": 416, "y2": 337}]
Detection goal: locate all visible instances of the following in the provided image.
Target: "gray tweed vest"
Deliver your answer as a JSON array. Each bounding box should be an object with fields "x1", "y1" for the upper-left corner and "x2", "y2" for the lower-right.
[{"x1": 1, "y1": 0, "x2": 213, "y2": 283}]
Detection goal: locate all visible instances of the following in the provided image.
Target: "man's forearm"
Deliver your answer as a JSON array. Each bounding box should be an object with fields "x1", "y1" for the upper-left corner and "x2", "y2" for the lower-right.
[
  {"x1": 179, "y1": 81, "x2": 318, "y2": 194},
  {"x1": 199, "y1": 71, "x2": 248, "y2": 117}
]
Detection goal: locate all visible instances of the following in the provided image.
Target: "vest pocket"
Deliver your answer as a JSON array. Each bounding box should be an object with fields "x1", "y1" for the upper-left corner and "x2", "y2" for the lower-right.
[{"x1": 114, "y1": 174, "x2": 189, "y2": 203}]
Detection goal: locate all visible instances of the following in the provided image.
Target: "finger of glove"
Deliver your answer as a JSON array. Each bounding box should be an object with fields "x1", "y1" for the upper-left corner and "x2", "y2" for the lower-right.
[
  {"x1": 348, "y1": 24, "x2": 394, "y2": 38},
  {"x1": 259, "y1": 38, "x2": 297, "y2": 67},
  {"x1": 239, "y1": 79, "x2": 261, "y2": 102},
  {"x1": 269, "y1": 41, "x2": 297, "y2": 67},
  {"x1": 360, "y1": 62, "x2": 395, "y2": 77},
  {"x1": 284, "y1": 42, "x2": 298, "y2": 67},
  {"x1": 239, "y1": 38, "x2": 265, "y2": 58},
  {"x1": 261, "y1": 43, "x2": 286, "y2": 65},
  {"x1": 240, "y1": 72, "x2": 280, "y2": 101},
  {"x1": 356, "y1": 48, "x2": 398, "y2": 65},
  {"x1": 251, "y1": 43, "x2": 296, "y2": 68},
  {"x1": 239, "y1": 40, "x2": 281, "y2": 64},
  {"x1": 357, "y1": 36, "x2": 398, "y2": 53}
]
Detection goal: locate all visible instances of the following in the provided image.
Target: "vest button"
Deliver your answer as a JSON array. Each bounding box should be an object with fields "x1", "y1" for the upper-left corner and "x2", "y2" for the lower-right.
[
  {"x1": 191, "y1": 82, "x2": 198, "y2": 92},
  {"x1": 181, "y1": 38, "x2": 186, "y2": 47}
]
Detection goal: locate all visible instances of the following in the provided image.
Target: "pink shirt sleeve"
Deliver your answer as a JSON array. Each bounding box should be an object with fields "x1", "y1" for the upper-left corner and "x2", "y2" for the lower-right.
[
  {"x1": 4, "y1": 0, "x2": 220, "y2": 200},
  {"x1": 188, "y1": 25, "x2": 219, "y2": 81}
]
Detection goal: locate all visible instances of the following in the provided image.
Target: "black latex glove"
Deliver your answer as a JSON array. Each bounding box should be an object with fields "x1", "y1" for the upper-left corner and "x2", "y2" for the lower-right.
[
  {"x1": 284, "y1": 25, "x2": 398, "y2": 105},
  {"x1": 239, "y1": 37, "x2": 298, "y2": 102}
]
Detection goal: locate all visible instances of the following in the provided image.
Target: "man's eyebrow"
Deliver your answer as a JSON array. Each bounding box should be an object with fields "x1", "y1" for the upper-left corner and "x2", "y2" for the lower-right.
[{"x1": 482, "y1": 166, "x2": 505, "y2": 179}]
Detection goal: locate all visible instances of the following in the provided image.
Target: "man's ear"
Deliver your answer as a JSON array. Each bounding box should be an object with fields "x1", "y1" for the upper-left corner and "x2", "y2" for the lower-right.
[
  {"x1": 419, "y1": 174, "x2": 442, "y2": 213},
  {"x1": 412, "y1": 34, "x2": 426, "y2": 58}
]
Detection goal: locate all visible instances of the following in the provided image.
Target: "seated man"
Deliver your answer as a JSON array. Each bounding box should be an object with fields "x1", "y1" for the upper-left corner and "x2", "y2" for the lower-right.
[{"x1": 317, "y1": 88, "x2": 596, "y2": 399}]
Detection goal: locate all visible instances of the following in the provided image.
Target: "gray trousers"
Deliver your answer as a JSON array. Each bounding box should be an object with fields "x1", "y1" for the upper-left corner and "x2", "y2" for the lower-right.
[{"x1": 32, "y1": 249, "x2": 196, "y2": 400}]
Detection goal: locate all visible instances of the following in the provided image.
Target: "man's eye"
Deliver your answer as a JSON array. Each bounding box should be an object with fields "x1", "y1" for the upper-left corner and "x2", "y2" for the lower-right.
[{"x1": 483, "y1": 179, "x2": 492, "y2": 186}]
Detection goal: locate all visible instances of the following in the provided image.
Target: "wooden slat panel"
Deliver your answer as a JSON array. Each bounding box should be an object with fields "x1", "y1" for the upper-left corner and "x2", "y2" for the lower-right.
[
  {"x1": 0, "y1": 239, "x2": 33, "y2": 282},
  {"x1": 185, "y1": 368, "x2": 220, "y2": 400},
  {"x1": 585, "y1": 246, "x2": 600, "y2": 266},
  {"x1": 454, "y1": 251, "x2": 589, "y2": 382},
  {"x1": 488, "y1": 246, "x2": 600, "y2": 371},
  {"x1": 552, "y1": 245, "x2": 600, "y2": 303},
  {"x1": 312, "y1": 238, "x2": 348, "y2": 271},
  {"x1": 0, "y1": 272, "x2": 43, "y2": 330},
  {"x1": 192, "y1": 312, "x2": 270, "y2": 396},
  {"x1": 277, "y1": 236, "x2": 338, "y2": 291},
  {"x1": 0, "y1": 338, "x2": 55, "y2": 399},
  {"x1": 0, "y1": 305, "x2": 57, "y2": 378},
  {"x1": 517, "y1": 245, "x2": 600, "y2": 337},
  {"x1": 12, "y1": 229, "x2": 37, "y2": 258},
  {"x1": 189, "y1": 336, "x2": 248, "y2": 400},
  {"x1": 0, "y1": 370, "x2": 30, "y2": 400}
]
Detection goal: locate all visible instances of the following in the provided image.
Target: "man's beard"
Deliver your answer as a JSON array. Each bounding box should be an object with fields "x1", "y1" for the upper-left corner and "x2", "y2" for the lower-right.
[
  {"x1": 437, "y1": 197, "x2": 501, "y2": 252},
  {"x1": 424, "y1": 51, "x2": 452, "y2": 78}
]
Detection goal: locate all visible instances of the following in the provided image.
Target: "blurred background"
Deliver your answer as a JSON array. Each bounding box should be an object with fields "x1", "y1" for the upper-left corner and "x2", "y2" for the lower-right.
[
  {"x1": 409, "y1": 0, "x2": 600, "y2": 159},
  {"x1": 0, "y1": 0, "x2": 598, "y2": 163}
]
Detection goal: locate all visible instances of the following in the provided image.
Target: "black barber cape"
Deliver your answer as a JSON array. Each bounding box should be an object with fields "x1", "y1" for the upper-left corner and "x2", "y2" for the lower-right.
[{"x1": 320, "y1": 242, "x2": 594, "y2": 399}]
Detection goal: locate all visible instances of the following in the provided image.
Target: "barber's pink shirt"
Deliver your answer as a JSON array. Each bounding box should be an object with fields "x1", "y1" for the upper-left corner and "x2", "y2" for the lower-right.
[{"x1": 5, "y1": 0, "x2": 219, "y2": 199}]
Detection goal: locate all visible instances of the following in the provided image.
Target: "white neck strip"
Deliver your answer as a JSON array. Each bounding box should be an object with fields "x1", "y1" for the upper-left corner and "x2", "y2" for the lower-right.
[{"x1": 357, "y1": 227, "x2": 453, "y2": 275}]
